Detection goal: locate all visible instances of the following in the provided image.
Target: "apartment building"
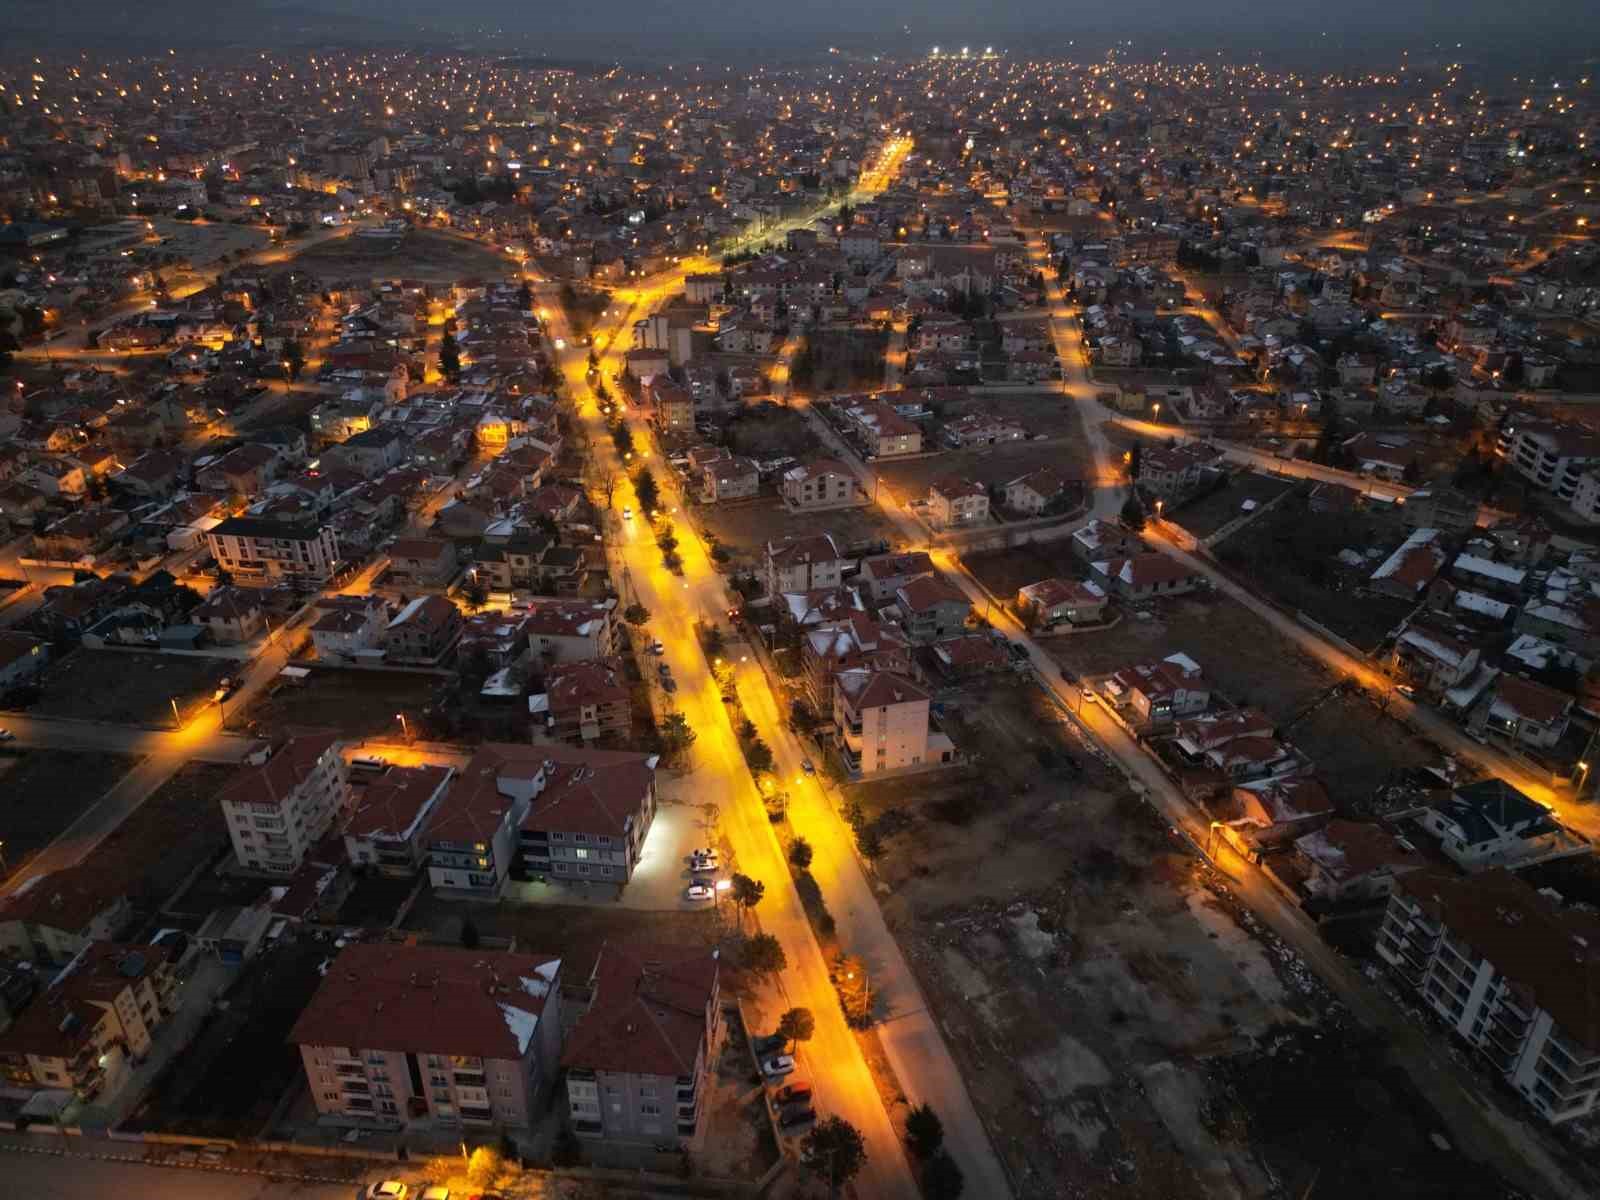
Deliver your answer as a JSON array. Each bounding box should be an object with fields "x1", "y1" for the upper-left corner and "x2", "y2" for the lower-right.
[
  {"x1": 0, "y1": 942, "x2": 182, "y2": 1101},
  {"x1": 926, "y1": 475, "x2": 990, "y2": 527},
  {"x1": 535, "y1": 658, "x2": 632, "y2": 743},
  {"x1": 1377, "y1": 869, "x2": 1600, "y2": 1124},
  {"x1": 765, "y1": 533, "x2": 847, "y2": 599},
  {"x1": 291, "y1": 943, "x2": 563, "y2": 1131},
  {"x1": 520, "y1": 597, "x2": 619, "y2": 664},
  {"x1": 1501, "y1": 418, "x2": 1600, "y2": 505},
  {"x1": 384, "y1": 594, "x2": 464, "y2": 664},
  {"x1": 644, "y1": 378, "x2": 694, "y2": 435},
  {"x1": 834, "y1": 668, "x2": 953, "y2": 776},
  {"x1": 516, "y1": 746, "x2": 658, "y2": 885},
  {"x1": 781, "y1": 459, "x2": 863, "y2": 511},
  {"x1": 0, "y1": 863, "x2": 134, "y2": 965},
  {"x1": 207, "y1": 515, "x2": 340, "y2": 586},
  {"x1": 219, "y1": 733, "x2": 350, "y2": 875},
  {"x1": 344, "y1": 764, "x2": 454, "y2": 876},
  {"x1": 563, "y1": 943, "x2": 722, "y2": 1143},
  {"x1": 841, "y1": 399, "x2": 923, "y2": 457},
  {"x1": 421, "y1": 745, "x2": 534, "y2": 897}
]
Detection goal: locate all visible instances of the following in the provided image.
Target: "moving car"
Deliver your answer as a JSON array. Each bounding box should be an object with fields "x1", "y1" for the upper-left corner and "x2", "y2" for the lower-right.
[
  {"x1": 366, "y1": 1184, "x2": 408, "y2": 1200},
  {"x1": 800, "y1": 759, "x2": 815, "y2": 775},
  {"x1": 623, "y1": 506, "x2": 633, "y2": 520},
  {"x1": 761, "y1": 1055, "x2": 796, "y2": 1078},
  {"x1": 685, "y1": 884, "x2": 714, "y2": 902}
]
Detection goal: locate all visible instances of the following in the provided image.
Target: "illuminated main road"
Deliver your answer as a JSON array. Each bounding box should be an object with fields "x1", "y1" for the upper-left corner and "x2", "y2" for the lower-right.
[{"x1": 540, "y1": 136, "x2": 1000, "y2": 1200}]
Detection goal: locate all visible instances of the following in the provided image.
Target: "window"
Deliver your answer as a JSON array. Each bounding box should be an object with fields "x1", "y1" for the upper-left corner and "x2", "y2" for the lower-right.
[
  {"x1": 639, "y1": 1085, "x2": 657, "y2": 1098},
  {"x1": 640, "y1": 1102, "x2": 661, "y2": 1116},
  {"x1": 574, "y1": 848, "x2": 590, "y2": 860}
]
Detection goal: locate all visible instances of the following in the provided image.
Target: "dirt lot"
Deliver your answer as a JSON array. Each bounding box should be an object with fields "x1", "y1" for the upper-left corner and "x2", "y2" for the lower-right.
[
  {"x1": 290, "y1": 228, "x2": 515, "y2": 285},
  {"x1": 849, "y1": 680, "x2": 1506, "y2": 1199},
  {"x1": 404, "y1": 894, "x2": 720, "y2": 980},
  {"x1": 723, "y1": 404, "x2": 822, "y2": 460},
  {"x1": 963, "y1": 537, "x2": 1096, "y2": 600},
  {"x1": 243, "y1": 669, "x2": 446, "y2": 741},
  {"x1": 694, "y1": 497, "x2": 903, "y2": 571},
  {"x1": 103, "y1": 216, "x2": 271, "y2": 268},
  {"x1": 1046, "y1": 592, "x2": 1441, "y2": 806},
  {"x1": 123, "y1": 937, "x2": 328, "y2": 1138},
  {"x1": 875, "y1": 439, "x2": 1094, "y2": 503},
  {"x1": 0, "y1": 749, "x2": 139, "y2": 869},
  {"x1": 938, "y1": 390, "x2": 1085, "y2": 440},
  {"x1": 1168, "y1": 471, "x2": 1298, "y2": 543},
  {"x1": 36, "y1": 649, "x2": 232, "y2": 727},
  {"x1": 93, "y1": 761, "x2": 233, "y2": 921},
  {"x1": 1215, "y1": 495, "x2": 1418, "y2": 650}
]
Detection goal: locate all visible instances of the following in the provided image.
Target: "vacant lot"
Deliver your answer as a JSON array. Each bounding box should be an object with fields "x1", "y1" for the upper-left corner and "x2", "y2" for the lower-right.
[
  {"x1": 124, "y1": 938, "x2": 327, "y2": 1138},
  {"x1": 963, "y1": 537, "x2": 1097, "y2": 599},
  {"x1": 798, "y1": 326, "x2": 889, "y2": 393},
  {"x1": 93, "y1": 761, "x2": 233, "y2": 920},
  {"x1": 405, "y1": 895, "x2": 720, "y2": 979},
  {"x1": 243, "y1": 669, "x2": 445, "y2": 741},
  {"x1": 724, "y1": 404, "x2": 821, "y2": 460},
  {"x1": 36, "y1": 650, "x2": 231, "y2": 727},
  {"x1": 850, "y1": 678, "x2": 1504, "y2": 1199},
  {"x1": 0, "y1": 749, "x2": 138, "y2": 869},
  {"x1": 1216, "y1": 495, "x2": 1417, "y2": 650},
  {"x1": 1047, "y1": 592, "x2": 1441, "y2": 805},
  {"x1": 938, "y1": 390, "x2": 1084, "y2": 440},
  {"x1": 291, "y1": 228, "x2": 514, "y2": 285},
  {"x1": 112, "y1": 216, "x2": 271, "y2": 267},
  {"x1": 1168, "y1": 471, "x2": 1298, "y2": 543},
  {"x1": 876, "y1": 439, "x2": 1093, "y2": 502},
  {"x1": 695, "y1": 497, "x2": 902, "y2": 570}
]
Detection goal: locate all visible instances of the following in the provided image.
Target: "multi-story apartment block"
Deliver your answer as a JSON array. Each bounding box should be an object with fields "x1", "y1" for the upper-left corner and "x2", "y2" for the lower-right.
[
  {"x1": 536, "y1": 658, "x2": 632, "y2": 744},
  {"x1": 764, "y1": 533, "x2": 847, "y2": 599},
  {"x1": 344, "y1": 764, "x2": 454, "y2": 876},
  {"x1": 0, "y1": 941, "x2": 182, "y2": 1101},
  {"x1": 781, "y1": 459, "x2": 863, "y2": 510},
  {"x1": 1500, "y1": 418, "x2": 1600, "y2": 505},
  {"x1": 384, "y1": 594, "x2": 464, "y2": 664},
  {"x1": 291, "y1": 943, "x2": 563, "y2": 1131},
  {"x1": 421, "y1": 745, "x2": 533, "y2": 898},
  {"x1": 516, "y1": 746, "x2": 658, "y2": 886},
  {"x1": 207, "y1": 515, "x2": 340, "y2": 586},
  {"x1": 563, "y1": 943, "x2": 721, "y2": 1143},
  {"x1": 644, "y1": 378, "x2": 694, "y2": 434},
  {"x1": 833, "y1": 668, "x2": 952, "y2": 776},
  {"x1": 0, "y1": 863, "x2": 134, "y2": 965},
  {"x1": 1377, "y1": 869, "x2": 1600, "y2": 1124},
  {"x1": 520, "y1": 597, "x2": 619, "y2": 664},
  {"x1": 219, "y1": 733, "x2": 350, "y2": 875}
]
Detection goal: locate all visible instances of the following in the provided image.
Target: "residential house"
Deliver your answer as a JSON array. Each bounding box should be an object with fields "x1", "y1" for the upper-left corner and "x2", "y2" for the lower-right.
[
  {"x1": 1072, "y1": 519, "x2": 1138, "y2": 563},
  {"x1": 1391, "y1": 625, "x2": 1482, "y2": 698},
  {"x1": 385, "y1": 595, "x2": 463, "y2": 665},
  {"x1": 421, "y1": 745, "x2": 534, "y2": 897},
  {"x1": 856, "y1": 551, "x2": 934, "y2": 603},
  {"x1": 764, "y1": 533, "x2": 846, "y2": 599},
  {"x1": 1092, "y1": 552, "x2": 1204, "y2": 601},
  {"x1": 219, "y1": 733, "x2": 350, "y2": 875},
  {"x1": 1004, "y1": 466, "x2": 1080, "y2": 517},
  {"x1": 891, "y1": 572, "x2": 972, "y2": 642},
  {"x1": 563, "y1": 943, "x2": 722, "y2": 1143},
  {"x1": 344, "y1": 764, "x2": 454, "y2": 876},
  {"x1": 0, "y1": 632, "x2": 49, "y2": 692},
  {"x1": 1137, "y1": 443, "x2": 1218, "y2": 497},
  {"x1": 310, "y1": 595, "x2": 389, "y2": 662},
  {"x1": 1103, "y1": 653, "x2": 1210, "y2": 727},
  {"x1": 644, "y1": 379, "x2": 694, "y2": 436},
  {"x1": 1294, "y1": 820, "x2": 1424, "y2": 904},
  {"x1": 1369, "y1": 528, "x2": 1447, "y2": 601},
  {"x1": 926, "y1": 476, "x2": 989, "y2": 528},
  {"x1": 702, "y1": 456, "x2": 759, "y2": 503},
  {"x1": 518, "y1": 598, "x2": 619, "y2": 665},
  {"x1": 1404, "y1": 487, "x2": 1480, "y2": 533},
  {"x1": 1376, "y1": 869, "x2": 1600, "y2": 1124},
  {"x1": 1017, "y1": 577, "x2": 1109, "y2": 628},
  {"x1": 535, "y1": 658, "x2": 631, "y2": 744},
  {"x1": 386, "y1": 538, "x2": 459, "y2": 589},
  {"x1": 191, "y1": 586, "x2": 265, "y2": 645},
  {"x1": 1475, "y1": 674, "x2": 1574, "y2": 750},
  {"x1": 290, "y1": 943, "x2": 563, "y2": 1130},
  {"x1": 841, "y1": 399, "x2": 922, "y2": 457},
  {"x1": 1415, "y1": 779, "x2": 1557, "y2": 872}
]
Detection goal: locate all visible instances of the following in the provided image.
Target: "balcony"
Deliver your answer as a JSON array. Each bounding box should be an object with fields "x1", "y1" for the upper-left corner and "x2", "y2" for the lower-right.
[
  {"x1": 335, "y1": 1063, "x2": 366, "y2": 1078},
  {"x1": 453, "y1": 1071, "x2": 486, "y2": 1088}
]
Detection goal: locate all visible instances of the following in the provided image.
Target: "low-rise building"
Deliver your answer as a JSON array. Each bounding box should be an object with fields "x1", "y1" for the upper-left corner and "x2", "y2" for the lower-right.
[
  {"x1": 891, "y1": 572, "x2": 972, "y2": 642},
  {"x1": 384, "y1": 595, "x2": 463, "y2": 664},
  {"x1": 310, "y1": 595, "x2": 389, "y2": 662},
  {"x1": 1103, "y1": 653, "x2": 1210, "y2": 727},
  {"x1": 191, "y1": 586, "x2": 265, "y2": 645},
  {"x1": 764, "y1": 533, "x2": 846, "y2": 599},
  {"x1": 535, "y1": 658, "x2": 631, "y2": 743},
  {"x1": 781, "y1": 459, "x2": 863, "y2": 510},
  {"x1": 1293, "y1": 820, "x2": 1423, "y2": 904},
  {"x1": 219, "y1": 733, "x2": 350, "y2": 875},
  {"x1": 1376, "y1": 869, "x2": 1600, "y2": 1124},
  {"x1": 290, "y1": 943, "x2": 563, "y2": 1130},
  {"x1": 856, "y1": 551, "x2": 934, "y2": 603},
  {"x1": 1017, "y1": 577, "x2": 1109, "y2": 627},
  {"x1": 518, "y1": 597, "x2": 619, "y2": 665},
  {"x1": 1091, "y1": 552, "x2": 1203, "y2": 601},
  {"x1": 0, "y1": 631, "x2": 50, "y2": 692},
  {"x1": 385, "y1": 538, "x2": 459, "y2": 589},
  {"x1": 207, "y1": 516, "x2": 340, "y2": 587},
  {"x1": 0, "y1": 864, "x2": 134, "y2": 964},
  {"x1": 926, "y1": 475, "x2": 989, "y2": 528},
  {"x1": 1414, "y1": 779, "x2": 1556, "y2": 872}
]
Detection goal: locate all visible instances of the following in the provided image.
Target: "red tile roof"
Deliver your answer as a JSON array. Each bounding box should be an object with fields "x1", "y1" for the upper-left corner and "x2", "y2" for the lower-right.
[
  {"x1": 561, "y1": 943, "x2": 718, "y2": 1078},
  {"x1": 217, "y1": 732, "x2": 344, "y2": 813}
]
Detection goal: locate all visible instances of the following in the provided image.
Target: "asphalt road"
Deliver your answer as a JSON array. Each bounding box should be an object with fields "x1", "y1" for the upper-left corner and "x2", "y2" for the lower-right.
[{"x1": 0, "y1": 1142, "x2": 358, "y2": 1200}]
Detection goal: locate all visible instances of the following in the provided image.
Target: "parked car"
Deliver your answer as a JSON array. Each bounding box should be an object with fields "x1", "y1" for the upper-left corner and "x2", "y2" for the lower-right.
[
  {"x1": 366, "y1": 1184, "x2": 408, "y2": 1200},
  {"x1": 649, "y1": 640, "x2": 665, "y2": 655},
  {"x1": 778, "y1": 1103, "x2": 817, "y2": 1130},
  {"x1": 686, "y1": 884, "x2": 714, "y2": 902},
  {"x1": 762, "y1": 1055, "x2": 796, "y2": 1078},
  {"x1": 623, "y1": 506, "x2": 633, "y2": 520},
  {"x1": 663, "y1": 676, "x2": 677, "y2": 693},
  {"x1": 691, "y1": 853, "x2": 719, "y2": 871},
  {"x1": 800, "y1": 759, "x2": 815, "y2": 775},
  {"x1": 770, "y1": 1079, "x2": 813, "y2": 1107},
  {"x1": 657, "y1": 663, "x2": 672, "y2": 678},
  {"x1": 752, "y1": 1033, "x2": 786, "y2": 1058},
  {"x1": 0, "y1": 728, "x2": 13, "y2": 741},
  {"x1": 350, "y1": 755, "x2": 388, "y2": 772},
  {"x1": 421, "y1": 1188, "x2": 451, "y2": 1200}
]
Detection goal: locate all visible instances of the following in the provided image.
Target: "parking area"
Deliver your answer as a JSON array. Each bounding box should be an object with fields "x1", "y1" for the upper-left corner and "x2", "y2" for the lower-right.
[
  {"x1": 35, "y1": 649, "x2": 232, "y2": 727},
  {"x1": 499, "y1": 798, "x2": 720, "y2": 911}
]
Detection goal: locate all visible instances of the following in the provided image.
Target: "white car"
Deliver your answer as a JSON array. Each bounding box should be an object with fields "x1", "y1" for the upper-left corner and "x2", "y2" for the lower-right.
[
  {"x1": 366, "y1": 1184, "x2": 408, "y2": 1200},
  {"x1": 762, "y1": 1055, "x2": 797, "y2": 1078},
  {"x1": 623, "y1": 506, "x2": 633, "y2": 520},
  {"x1": 649, "y1": 640, "x2": 665, "y2": 655},
  {"x1": 0, "y1": 728, "x2": 13, "y2": 741},
  {"x1": 800, "y1": 759, "x2": 815, "y2": 775},
  {"x1": 691, "y1": 854, "x2": 719, "y2": 872},
  {"x1": 686, "y1": 884, "x2": 714, "y2": 902}
]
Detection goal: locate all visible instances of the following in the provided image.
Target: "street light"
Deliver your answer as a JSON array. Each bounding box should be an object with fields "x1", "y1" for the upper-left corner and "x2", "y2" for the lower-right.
[{"x1": 396, "y1": 713, "x2": 409, "y2": 739}]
